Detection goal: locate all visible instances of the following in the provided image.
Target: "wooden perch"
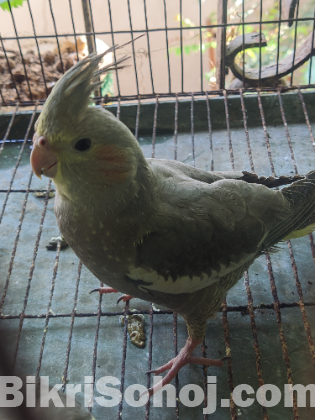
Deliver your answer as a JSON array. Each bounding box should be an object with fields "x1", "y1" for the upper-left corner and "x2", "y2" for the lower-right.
[{"x1": 226, "y1": 31, "x2": 315, "y2": 87}]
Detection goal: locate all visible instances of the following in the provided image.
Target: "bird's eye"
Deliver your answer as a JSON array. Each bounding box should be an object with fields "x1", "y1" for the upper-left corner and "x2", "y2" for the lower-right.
[{"x1": 75, "y1": 138, "x2": 91, "y2": 152}]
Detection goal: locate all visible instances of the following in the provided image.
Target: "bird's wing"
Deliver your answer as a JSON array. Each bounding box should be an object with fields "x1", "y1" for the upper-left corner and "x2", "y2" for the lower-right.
[
  {"x1": 126, "y1": 161, "x2": 295, "y2": 295},
  {"x1": 146, "y1": 159, "x2": 304, "y2": 188},
  {"x1": 146, "y1": 158, "x2": 245, "y2": 184}
]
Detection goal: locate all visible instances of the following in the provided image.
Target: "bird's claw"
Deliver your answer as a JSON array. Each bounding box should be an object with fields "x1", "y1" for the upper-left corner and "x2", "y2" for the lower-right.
[
  {"x1": 116, "y1": 294, "x2": 134, "y2": 304},
  {"x1": 89, "y1": 288, "x2": 101, "y2": 295},
  {"x1": 146, "y1": 369, "x2": 158, "y2": 375},
  {"x1": 89, "y1": 286, "x2": 119, "y2": 295},
  {"x1": 220, "y1": 356, "x2": 232, "y2": 363},
  {"x1": 139, "y1": 388, "x2": 150, "y2": 398}
]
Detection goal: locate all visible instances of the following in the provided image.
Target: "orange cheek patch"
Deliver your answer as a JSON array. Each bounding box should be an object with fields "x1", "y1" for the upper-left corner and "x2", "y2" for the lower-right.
[{"x1": 94, "y1": 144, "x2": 131, "y2": 184}]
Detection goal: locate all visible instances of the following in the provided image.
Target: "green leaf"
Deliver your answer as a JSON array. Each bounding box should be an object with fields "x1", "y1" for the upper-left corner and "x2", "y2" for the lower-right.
[
  {"x1": 100, "y1": 72, "x2": 114, "y2": 98},
  {"x1": 184, "y1": 45, "x2": 191, "y2": 55},
  {"x1": 0, "y1": 0, "x2": 27, "y2": 11}
]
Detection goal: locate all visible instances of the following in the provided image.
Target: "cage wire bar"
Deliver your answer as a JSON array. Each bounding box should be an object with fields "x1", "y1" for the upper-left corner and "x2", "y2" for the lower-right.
[
  {"x1": 0, "y1": 87, "x2": 315, "y2": 420},
  {"x1": 0, "y1": 0, "x2": 315, "y2": 105}
]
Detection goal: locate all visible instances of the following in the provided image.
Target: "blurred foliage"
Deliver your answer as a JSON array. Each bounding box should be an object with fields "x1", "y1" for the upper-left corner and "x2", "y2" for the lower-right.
[
  {"x1": 169, "y1": 12, "x2": 217, "y2": 56},
  {"x1": 100, "y1": 72, "x2": 114, "y2": 98},
  {"x1": 0, "y1": 0, "x2": 27, "y2": 11},
  {"x1": 232, "y1": 0, "x2": 315, "y2": 70},
  {"x1": 169, "y1": 0, "x2": 315, "y2": 84}
]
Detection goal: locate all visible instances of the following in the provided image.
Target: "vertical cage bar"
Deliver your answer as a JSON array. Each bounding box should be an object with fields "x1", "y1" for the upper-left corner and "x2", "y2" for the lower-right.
[
  {"x1": 0, "y1": 107, "x2": 37, "y2": 225},
  {"x1": 62, "y1": 261, "x2": 82, "y2": 391},
  {"x1": 241, "y1": 90, "x2": 271, "y2": 420},
  {"x1": 308, "y1": 9, "x2": 315, "y2": 84},
  {"x1": 199, "y1": 0, "x2": 203, "y2": 92},
  {"x1": 127, "y1": 0, "x2": 140, "y2": 95},
  {"x1": 35, "y1": 240, "x2": 62, "y2": 380},
  {"x1": 0, "y1": 87, "x2": 4, "y2": 104},
  {"x1": 151, "y1": 96, "x2": 158, "y2": 158},
  {"x1": 48, "y1": 0, "x2": 64, "y2": 73},
  {"x1": 222, "y1": 299, "x2": 237, "y2": 420},
  {"x1": 244, "y1": 272, "x2": 270, "y2": 420},
  {"x1": 239, "y1": 89, "x2": 254, "y2": 170},
  {"x1": 163, "y1": 0, "x2": 171, "y2": 93},
  {"x1": 173, "y1": 313, "x2": 180, "y2": 419},
  {"x1": 277, "y1": 88, "x2": 315, "y2": 371},
  {"x1": 258, "y1": 90, "x2": 299, "y2": 419},
  {"x1": 107, "y1": 0, "x2": 121, "y2": 95},
  {"x1": 7, "y1": 0, "x2": 33, "y2": 100},
  {"x1": 0, "y1": 103, "x2": 18, "y2": 156},
  {"x1": 205, "y1": 92, "x2": 214, "y2": 172},
  {"x1": 276, "y1": 0, "x2": 282, "y2": 81},
  {"x1": 143, "y1": 0, "x2": 155, "y2": 94},
  {"x1": 68, "y1": 0, "x2": 80, "y2": 61},
  {"x1": 180, "y1": 0, "x2": 184, "y2": 93},
  {"x1": 259, "y1": 0, "x2": 262, "y2": 85},
  {"x1": 0, "y1": 169, "x2": 34, "y2": 313},
  {"x1": 202, "y1": 338, "x2": 208, "y2": 420},
  {"x1": 145, "y1": 304, "x2": 154, "y2": 420},
  {"x1": 135, "y1": 96, "x2": 141, "y2": 140},
  {"x1": 222, "y1": 85, "x2": 237, "y2": 420},
  {"x1": 290, "y1": 0, "x2": 300, "y2": 86},
  {"x1": 81, "y1": 0, "x2": 96, "y2": 54},
  {"x1": 266, "y1": 255, "x2": 299, "y2": 418},
  {"x1": 216, "y1": 0, "x2": 227, "y2": 89},
  {"x1": 174, "y1": 94, "x2": 178, "y2": 161},
  {"x1": 242, "y1": 0, "x2": 245, "y2": 87},
  {"x1": 223, "y1": 90, "x2": 235, "y2": 170},
  {"x1": 310, "y1": 231, "x2": 315, "y2": 264},
  {"x1": 87, "y1": 0, "x2": 96, "y2": 42},
  {"x1": 297, "y1": 88, "x2": 315, "y2": 153},
  {"x1": 287, "y1": 241, "x2": 315, "y2": 369},
  {"x1": 116, "y1": 96, "x2": 121, "y2": 120},
  {"x1": 117, "y1": 301, "x2": 129, "y2": 420},
  {"x1": 88, "y1": 290, "x2": 103, "y2": 412},
  {"x1": 191, "y1": 93, "x2": 195, "y2": 167},
  {"x1": 26, "y1": 0, "x2": 49, "y2": 96},
  {"x1": 277, "y1": 88, "x2": 298, "y2": 174},
  {"x1": 0, "y1": 37, "x2": 21, "y2": 102},
  {"x1": 12, "y1": 180, "x2": 52, "y2": 368},
  {"x1": 257, "y1": 91, "x2": 276, "y2": 175}
]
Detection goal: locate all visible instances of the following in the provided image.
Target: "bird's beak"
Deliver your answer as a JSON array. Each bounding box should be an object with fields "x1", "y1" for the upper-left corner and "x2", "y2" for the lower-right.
[{"x1": 30, "y1": 133, "x2": 58, "y2": 179}]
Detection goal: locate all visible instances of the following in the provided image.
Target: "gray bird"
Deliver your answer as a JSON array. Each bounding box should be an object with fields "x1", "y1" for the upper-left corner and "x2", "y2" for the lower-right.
[{"x1": 30, "y1": 49, "x2": 315, "y2": 395}]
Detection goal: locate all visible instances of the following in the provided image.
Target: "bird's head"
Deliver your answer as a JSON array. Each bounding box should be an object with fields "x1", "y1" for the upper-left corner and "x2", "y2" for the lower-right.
[{"x1": 30, "y1": 49, "x2": 145, "y2": 202}]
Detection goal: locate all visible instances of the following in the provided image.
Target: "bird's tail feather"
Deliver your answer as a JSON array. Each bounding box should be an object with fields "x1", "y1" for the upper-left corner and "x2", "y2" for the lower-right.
[{"x1": 263, "y1": 170, "x2": 315, "y2": 248}]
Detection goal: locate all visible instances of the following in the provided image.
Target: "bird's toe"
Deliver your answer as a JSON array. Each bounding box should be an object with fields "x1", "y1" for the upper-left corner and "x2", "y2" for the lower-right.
[
  {"x1": 89, "y1": 286, "x2": 119, "y2": 295},
  {"x1": 116, "y1": 294, "x2": 134, "y2": 304}
]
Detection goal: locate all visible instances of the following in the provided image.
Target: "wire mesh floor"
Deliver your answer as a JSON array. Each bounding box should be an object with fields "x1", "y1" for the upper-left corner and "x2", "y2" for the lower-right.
[{"x1": 0, "y1": 90, "x2": 315, "y2": 420}]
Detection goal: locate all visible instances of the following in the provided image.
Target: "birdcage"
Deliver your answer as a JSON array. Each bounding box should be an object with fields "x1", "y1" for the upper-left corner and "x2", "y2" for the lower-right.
[{"x1": 0, "y1": 1, "x2": 315, "y2": 419}]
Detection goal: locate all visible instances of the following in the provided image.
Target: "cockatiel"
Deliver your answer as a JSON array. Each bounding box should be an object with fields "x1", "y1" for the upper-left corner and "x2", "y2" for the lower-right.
[{"x1": 30, "y1": 48, "x2": 315, "y2": 396}]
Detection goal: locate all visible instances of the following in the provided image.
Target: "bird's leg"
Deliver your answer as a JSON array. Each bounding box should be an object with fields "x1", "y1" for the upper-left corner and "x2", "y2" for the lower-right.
[
  {"x1": 89, "y1": 286, "x2": 134, "y2": 304},
  {"x1": 145, "y1": 336, "x2": 229, "y2": 397}
]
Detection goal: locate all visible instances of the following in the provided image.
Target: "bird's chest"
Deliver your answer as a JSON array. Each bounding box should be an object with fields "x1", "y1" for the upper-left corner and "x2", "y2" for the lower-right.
[{"x1": 54, "y1": 195, "x2": 136, "y2": 277}]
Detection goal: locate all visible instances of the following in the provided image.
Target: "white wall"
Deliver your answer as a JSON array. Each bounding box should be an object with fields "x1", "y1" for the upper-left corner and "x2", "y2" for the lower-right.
[{"x1": 1, "y1": 0, "x2": 217, "y2": 96}]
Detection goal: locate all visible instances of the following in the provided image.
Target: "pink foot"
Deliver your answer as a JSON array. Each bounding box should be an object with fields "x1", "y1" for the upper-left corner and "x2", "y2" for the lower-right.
[
  {"x1": 89, "y1": 287, "x2": 134, "y2": 304},
  {"x1": 144, "y1": 337, "x2": 230, "y2": 397}
]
